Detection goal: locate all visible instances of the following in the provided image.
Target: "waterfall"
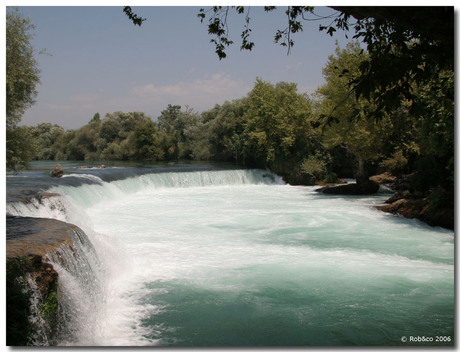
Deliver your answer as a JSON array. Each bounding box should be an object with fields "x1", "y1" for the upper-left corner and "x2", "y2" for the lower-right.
[
  {"x1": 45, "y1": 227, "x2": 105, "y2": 345},
  {"x1": 6, "y1": 166, "x2": 454, "y2": 346}
]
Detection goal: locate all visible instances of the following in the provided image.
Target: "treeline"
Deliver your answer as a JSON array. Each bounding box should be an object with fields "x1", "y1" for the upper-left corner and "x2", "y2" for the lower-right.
[
  {"x1": 25, "y1": 80, "x2": 349, "y2": 185},
  {"x1": 23, "y1": 43, "x2": 453, "y2": 196}
]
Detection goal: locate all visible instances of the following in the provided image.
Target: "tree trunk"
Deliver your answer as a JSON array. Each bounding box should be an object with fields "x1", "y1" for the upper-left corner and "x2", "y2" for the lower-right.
[
  {"x1": 356, "y1": 155, "x2": 368, "y2": 185},
  {"x1": 355, "y1": 155, "x2": 379, "y2": 193}
]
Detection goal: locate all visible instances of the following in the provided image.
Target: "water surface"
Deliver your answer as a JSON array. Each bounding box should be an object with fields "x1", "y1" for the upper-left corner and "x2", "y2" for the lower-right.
[{"x1": 6, "y1": 162, "x2": 454, "y2": 346}]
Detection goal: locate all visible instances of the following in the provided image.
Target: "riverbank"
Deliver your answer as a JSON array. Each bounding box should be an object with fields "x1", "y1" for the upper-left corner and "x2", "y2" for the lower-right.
[
  {"x1": 377, "y1": 192, "x2": 454, "y2": 230},
  {"x1": 315, "y1": 172, "x2": 454, "y2": 231}
]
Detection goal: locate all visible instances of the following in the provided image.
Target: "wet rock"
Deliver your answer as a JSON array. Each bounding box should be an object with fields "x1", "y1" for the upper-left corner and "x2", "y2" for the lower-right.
[
  {"x1": 316, "y1": 180, "x2": 379, "y2": 195},
  {"x1": 6, "y1": 216, "x2": 74, "y2": 258},
  {"x1": 50, "y1": 164, "x2": 63, "y2": 178},
  {"x1": 378, "y1": 197, "x2": 454, "y2": 230},
  {"x1": 7, "y1": 254, "x2": 59, "y2": 346},
  {"x1": 315, "y1": 179, "x2": 347, "y2": 187},
  {"x1": 6, "y1": 216, "x2": 78, "y2": 345}
]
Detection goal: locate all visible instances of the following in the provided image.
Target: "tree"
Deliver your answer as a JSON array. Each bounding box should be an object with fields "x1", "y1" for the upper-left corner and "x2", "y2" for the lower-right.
[
  {"x1": 157, "y1": 105, "x2": 200, "y2": 159},
  {"x1": 6, "y1": 127, "x2": 38, "y2": 171},
  {"x1": 241, "y1": 79, "x2": 320, "y2": 183},
  {"x1": 132, "y1": 121, "x2": 164, "y2": 161},
  {"x1": 316, "y1": 42, "x2": 393, "y2": 185},
  {"x1": 6, "y1": 9, "x2": 41, "y2": 171},
  {"x1": 202, "y1": 99, "x2": 247, "y2": 162},
  {"x1": 411, "y1": 70, "x2": 454, "y2": 192},
  {"x1": 99, "y1": 111, "x2": 150, "y2": 143},
  {"x1": 28, "y1": 123, "x2": 65, "y2": 160},
  {"x1": 327, "y1": 7, "x2": 454, "y2": 117},
  {"x1": 91, "y1": 112, "x2": 101, "y2": 123},
  {"x1": 6, "y1": 9, "x2": 41, "y2": 127}
]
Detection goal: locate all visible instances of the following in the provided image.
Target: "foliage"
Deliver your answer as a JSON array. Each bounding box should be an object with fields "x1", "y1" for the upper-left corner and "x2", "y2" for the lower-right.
[
  {"x1": 6, "y1": 9, "x2": 41, "y2": 126},
  {"x1": 39, "y1": 290, "x2": 58, "y2": 324},
  {"x1": 379, "y1": 150, "x2": 408, "y2": 177},
  {"x1": 300, "y1": 155, "x2": 327, "y2": 182},
  {"x1": 412, "y1": 70, "x2": 454, "y2": 191},
  {"x1": 157, "y1": 105, "x2": 201, "y2": 159},
  {"x1": 196, "y1": 5, "x2": 453, "y2": 120},
  {"x1": 123, "y1": 6, "x2": 146, "y2": 26},
  {"x1": 6, "y1": 9, "x2": 41, "y2": 171},
  {"x1": 6, "y1": 126, "x2": 38, "y2": 172},
  {"x1": 132, "y1": 121, "x2": 164, "y2": 161},
  {"x1": 316, "y1": 42, "x2": 393, "y2": 182},
  {"x1": 326, "y1": 7, "x2": 454, "y2": 115},
  {"x1": 197, "y1": 6, "x2": 316, "y2": 59},
  {"x1": 240, "y1": 79, "x2": 322, "y2": 183},
  {"x1": 201, "y1": 100, "x2": 247, "y2": 163},
  {"x1": 21, "y1": 46, "x2": 452, "y2": 198},
  {"x1": 27, "y1": 123, "x2": 65, "y2": 160}
]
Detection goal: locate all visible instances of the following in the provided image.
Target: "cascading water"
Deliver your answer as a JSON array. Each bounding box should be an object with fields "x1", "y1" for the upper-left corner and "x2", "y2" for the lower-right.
[{"x1": 6, "y1": 165, "x2": 454, "y2": 346}]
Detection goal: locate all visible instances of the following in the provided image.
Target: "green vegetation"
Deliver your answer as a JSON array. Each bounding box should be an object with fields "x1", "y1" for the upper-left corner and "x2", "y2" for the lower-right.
[
  {"x1": 39, "y1": 290, "x2": 59, "y2": 327},
  {"x1": 6, "y1": 9, "x2": 41, "y2": 172}
]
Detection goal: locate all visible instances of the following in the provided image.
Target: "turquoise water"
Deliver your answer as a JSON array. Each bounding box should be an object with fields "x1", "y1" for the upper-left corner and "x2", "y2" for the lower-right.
[{"x1": 6, "y1": 167, "x2": 454, "y2": 346}]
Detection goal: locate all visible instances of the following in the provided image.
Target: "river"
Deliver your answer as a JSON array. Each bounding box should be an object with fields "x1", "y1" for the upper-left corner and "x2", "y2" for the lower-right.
[{"x1": 6, "y1": 161, "x2": 454, "y2": 346}]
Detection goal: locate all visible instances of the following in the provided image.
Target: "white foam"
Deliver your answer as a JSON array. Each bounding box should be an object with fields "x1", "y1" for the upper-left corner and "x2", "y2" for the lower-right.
[{"x1": 7, "y1": 169, "x2": 454, "y2": 346}]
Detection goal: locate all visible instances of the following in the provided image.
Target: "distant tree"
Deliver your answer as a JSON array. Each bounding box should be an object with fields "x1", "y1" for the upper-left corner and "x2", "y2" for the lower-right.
[
  {"x1": 28, "y1": 123, "x2": 65, "y2": 160},
  {"x1": 70, "y1": 122, "x2": 102, "y2": 161},
  {"x1": 157, "y1": 105, "x2": 182, "y2": 134},
  {"x1": 99, "y1": 114, "x2": 121, "y2": 143},
  {"x1": 100, "y1": 111, "x2": 150, "y2": 143},
  {"x1": 241, "y1": 79, "x2": 320, "y2": 183},
  {"x1": 133, "y1": 121, "x2": 164, "y2": 160},
  {"x1": 202, "y1": 99, "x2": 247, "y2": 163},
  {"x1": 183, "y1": 120, "x2": 212, "y2": 161},
  {"x1": 91, "y1": 112, "x2": 101, "y2": 123},
  {"x1": 6, "y1": 9, "x2": 41, "y2": 171},
  {"x1": 157, "y1": 105, "x2": 200, "y2": 159}
]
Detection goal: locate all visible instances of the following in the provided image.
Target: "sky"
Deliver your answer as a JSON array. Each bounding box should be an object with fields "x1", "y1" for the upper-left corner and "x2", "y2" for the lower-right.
[{"x1": 7, "y1": 5, "x2": 360, "y2": 130}]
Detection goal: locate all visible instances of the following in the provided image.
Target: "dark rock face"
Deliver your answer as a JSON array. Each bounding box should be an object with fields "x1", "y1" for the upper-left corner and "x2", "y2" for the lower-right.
[
  {"x1": 378, "y1": 197, "x2": 454, "y2": 230},
  {"x1": 316, "y1": 180, "x2": 380, "y2": 195},
  {"x1": 377, "y1": 179, "x2": 454, "y2": 230},
  {"x1": 50, "y1": 164, "x2": 63, "y2": 178},
  {"x1": 6, "y1": 217, "x2": 77, "y2": 346},
  {"x1": 6, "y1": 255, "x2": 59, "y2": 346}
]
